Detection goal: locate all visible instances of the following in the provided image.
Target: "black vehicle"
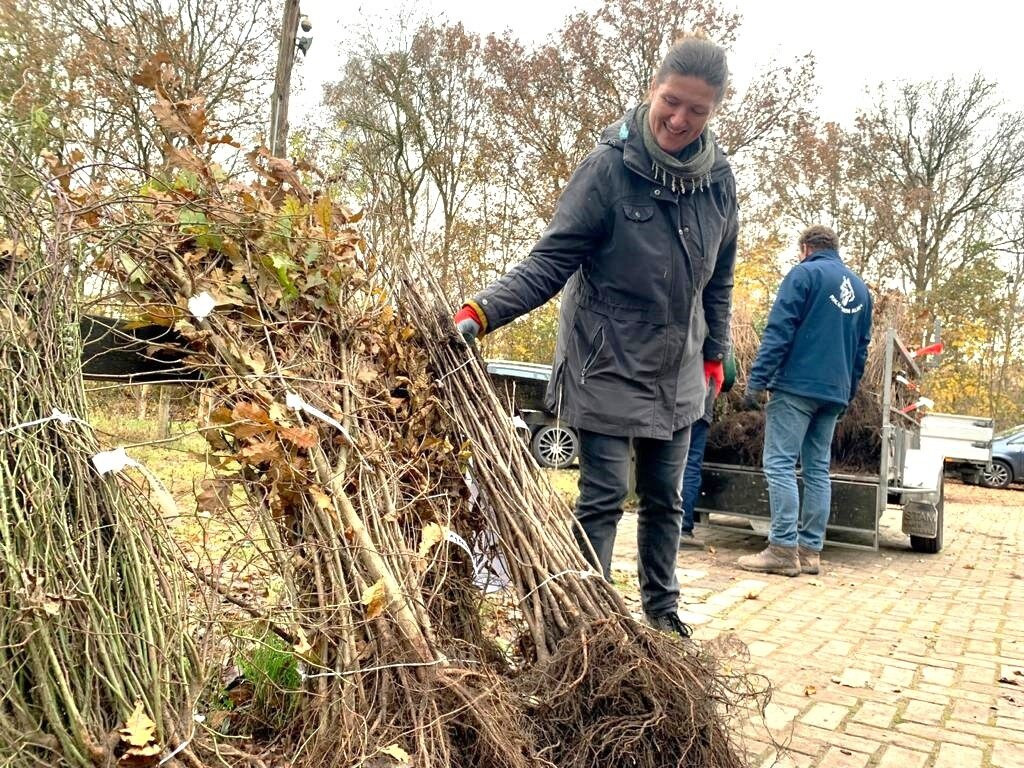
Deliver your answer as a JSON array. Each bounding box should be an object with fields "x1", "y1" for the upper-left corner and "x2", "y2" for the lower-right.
[
  {"x1": 485, "y1": 360, "x2": 579, "y2": 469},
  {"x1": 981, "y1": 425, "x2": 1024, "y2": 489}
]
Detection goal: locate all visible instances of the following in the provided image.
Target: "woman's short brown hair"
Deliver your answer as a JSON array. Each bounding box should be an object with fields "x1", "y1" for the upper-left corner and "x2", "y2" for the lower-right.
[{"x1": 655, "y1": 38, "x2": 729, "y2": 104}]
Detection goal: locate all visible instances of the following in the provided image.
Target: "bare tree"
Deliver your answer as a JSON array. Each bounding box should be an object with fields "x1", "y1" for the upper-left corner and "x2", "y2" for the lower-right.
[
  {"x1": 483, "y1": 0, "x2": 815, "y2": 227},
  {"x1": 986, "y1": 204, "x2": 1024, "y2": 417},
  {"x1": 323, "y1": 19, "x2": 493, "y2": 295},
  {"x1": 761, "y1": 119, "x2": 893, "y2": 283},
  {"x1": 852, "y1": 75, "x2": 1024, "y2": 297},
  {"x1": 49, "y1": 0, "x2": 276, "y2": 172}
]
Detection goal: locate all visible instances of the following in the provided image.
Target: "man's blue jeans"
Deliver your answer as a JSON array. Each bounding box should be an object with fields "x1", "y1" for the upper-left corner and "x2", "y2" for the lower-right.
[
  {"x1": 762, "y1": 391, "x2": 842, "y2": 551},
  {"x1": 681, "y1": 418, "x2": 710, "y2": 533}
]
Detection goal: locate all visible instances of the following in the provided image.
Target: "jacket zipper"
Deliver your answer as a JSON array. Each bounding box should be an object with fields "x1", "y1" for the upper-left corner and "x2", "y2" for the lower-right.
[{"x1": 579, "y1": 326, "x2": 605, "y2": 385}]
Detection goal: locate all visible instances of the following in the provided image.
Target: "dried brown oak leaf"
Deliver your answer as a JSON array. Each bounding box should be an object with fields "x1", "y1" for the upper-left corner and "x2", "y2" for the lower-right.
[{"x1": 118, "y1": 700, "x2": 162, "y2": 766}]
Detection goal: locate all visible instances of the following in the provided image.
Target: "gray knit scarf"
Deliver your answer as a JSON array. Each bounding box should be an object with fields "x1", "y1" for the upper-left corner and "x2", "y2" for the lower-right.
[{"x1": 637, "y1": 102, "x2": 716, "y2": 194}]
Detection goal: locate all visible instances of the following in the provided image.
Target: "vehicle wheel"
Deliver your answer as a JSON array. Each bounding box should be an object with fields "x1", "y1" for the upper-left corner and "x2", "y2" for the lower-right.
[
  {"x1": 531, "y1": 424, "x2": 579, "y2": 469},
  {"x1": 910, "y1": 472, "x2": 944, "y2": 554},
  {"x1": 981, "y1": 459, "x2": 1012, "y2": 489}
]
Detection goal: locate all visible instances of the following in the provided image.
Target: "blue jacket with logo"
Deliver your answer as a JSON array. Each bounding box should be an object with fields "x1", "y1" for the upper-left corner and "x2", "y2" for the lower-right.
[{"x1": 748, "y1": 249, "x2": 872, "y2": 406}]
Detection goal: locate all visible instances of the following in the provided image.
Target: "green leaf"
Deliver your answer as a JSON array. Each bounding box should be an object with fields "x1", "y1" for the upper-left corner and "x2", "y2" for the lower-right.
[
  {"x1": 178, "y1": 209, "x2": 208, "y2": 227},
  {"x1": 274, "y1": 214, "x2": 293, "y2": 240},
  {"x1": 267, "y1": 251, "x2": 297, "y2": 296},
  {"x1": 302, "y1": 242, "x2": 321, "y2": 266},
  {"x1": 30, "y1": 107, "x2": 51, "y2": 132},
  {"x1": 139, "y1": 178, "x2": 172, "y2": 197},
  {"x1": 268, "y1": 251, "x2": 293, "y2": 271},
  {"x1": 197, "y1": 232, "x2": 224, "y2": 250},
  {"x1": 173, "y1": 169, "x2": 202, "y2": 193}
]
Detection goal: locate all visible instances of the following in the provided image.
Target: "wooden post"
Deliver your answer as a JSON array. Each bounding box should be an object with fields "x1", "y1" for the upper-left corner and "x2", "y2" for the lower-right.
[
  {"x1": 157, "y1": 386, "x2": 172, "y2": 439},
  {"x1": 268, "y1": 0, "x2": 301, "y2": 158},
  {"x1": 135, "y1": 383, "x2": 150, "y2": 420}
]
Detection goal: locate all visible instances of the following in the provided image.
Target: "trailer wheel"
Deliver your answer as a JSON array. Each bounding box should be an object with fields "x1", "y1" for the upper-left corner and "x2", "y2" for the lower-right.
[{"x1": 910, "y1": 473, "x2": 944, "y2": 554}]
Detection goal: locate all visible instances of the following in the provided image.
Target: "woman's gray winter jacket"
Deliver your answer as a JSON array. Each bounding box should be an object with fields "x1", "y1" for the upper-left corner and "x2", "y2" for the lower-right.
[{"x1": 472, "y1": 106, "x2": 738, "y2": 439}]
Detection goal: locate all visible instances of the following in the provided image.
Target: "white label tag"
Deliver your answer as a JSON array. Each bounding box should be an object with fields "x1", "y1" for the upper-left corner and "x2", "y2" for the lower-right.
[
  {"x1": 187, "y1": 291, "x2": 216, "y2": 320},
  {"x1": 91, "y1": 447, "x2": 140, "y2": 475},
  {"x1": 285, "y1": 391, "x2": 345, "y2": 432}
]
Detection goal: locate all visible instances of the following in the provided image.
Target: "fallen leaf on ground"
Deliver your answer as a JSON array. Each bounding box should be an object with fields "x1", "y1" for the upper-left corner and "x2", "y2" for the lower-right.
[
  {"x1": 738, "y1": 581, "x2": 765, "y2": 599},
  {"x1": 834, "y1": 668, "x2": 872, "y2": 688},
  {"x1": 803, "y1": 685, "x2": 817, "y2": 696}
]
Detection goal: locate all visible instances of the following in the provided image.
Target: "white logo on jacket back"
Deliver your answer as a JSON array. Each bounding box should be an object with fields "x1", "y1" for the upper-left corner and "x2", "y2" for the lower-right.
[
  {"x1": 839, "y1": 276, "x2": 855, "y2": 307},
  {"x1": 830, "y1": 275, "x2": 864, "y2": 315}
]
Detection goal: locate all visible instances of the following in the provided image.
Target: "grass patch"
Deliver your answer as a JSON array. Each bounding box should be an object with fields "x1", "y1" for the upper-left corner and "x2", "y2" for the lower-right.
[
  {"x1": 234, "y1": 633, "x2": 302, "y2": 734},
  {"x1": 542, "y1": 468, "x2": 578, "y2": 506}
]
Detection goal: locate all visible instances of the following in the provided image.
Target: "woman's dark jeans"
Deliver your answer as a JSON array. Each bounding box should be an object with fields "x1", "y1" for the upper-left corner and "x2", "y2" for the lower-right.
[{"x1": 573, "y1": 426, "x2": 691, "y2": 617}]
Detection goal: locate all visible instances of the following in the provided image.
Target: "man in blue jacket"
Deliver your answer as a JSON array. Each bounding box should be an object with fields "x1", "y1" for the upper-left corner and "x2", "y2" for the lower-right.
[{"x1": 737, "y1": 226, "x2": 872, "y2": 576}]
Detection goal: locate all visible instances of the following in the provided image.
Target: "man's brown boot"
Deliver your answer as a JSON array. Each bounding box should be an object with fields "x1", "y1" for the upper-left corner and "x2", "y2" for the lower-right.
[
  {"x1": 798, "y1": 545, "x2": 820, "y2": 575},
  {"x1": 737, "y1": 544, "x2": 800, "y2": 577}
]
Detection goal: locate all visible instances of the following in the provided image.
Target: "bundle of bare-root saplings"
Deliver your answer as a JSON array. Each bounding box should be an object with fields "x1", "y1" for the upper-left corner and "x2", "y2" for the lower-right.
[
  {"x1": 55, "y1": 73, "x2": 765, "y2": 767},
  {"x1": 0, "y1": 155, "x2": 202, "y2": 765}
]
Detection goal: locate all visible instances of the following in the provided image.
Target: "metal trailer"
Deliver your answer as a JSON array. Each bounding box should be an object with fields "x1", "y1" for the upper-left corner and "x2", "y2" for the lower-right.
[{"x1": 696, "y1": 330, "x2": 947, "y2": 553}]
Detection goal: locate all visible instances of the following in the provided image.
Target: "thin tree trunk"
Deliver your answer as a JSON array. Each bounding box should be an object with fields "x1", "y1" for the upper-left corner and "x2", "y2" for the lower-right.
[
  {"x1": 135, "y1": 383, "x2": 150, "y2": 420},
  {"x1": 156, "y1": 386, "x2": 172, "y2": 439}
]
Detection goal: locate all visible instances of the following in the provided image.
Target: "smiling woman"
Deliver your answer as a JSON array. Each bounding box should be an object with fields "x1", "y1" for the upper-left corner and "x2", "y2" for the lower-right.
[
  {"x1": 454, "y1": 36, "x2": 739, "y2": 638},
  {"x1": 647, "y1": 74, "x2": 718, "y2": 154},
  {"x1": 646, "y1": 39, "x2": 728, "y2": 155}
]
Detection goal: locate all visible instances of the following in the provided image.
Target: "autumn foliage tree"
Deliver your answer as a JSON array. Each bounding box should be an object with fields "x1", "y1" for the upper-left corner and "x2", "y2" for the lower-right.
[
  {"x1": 9, "y1": 0, "x2": 276, "y2": 177},
  {"x1": 761, "y1": 74, "x2": 1024, "y2": 424}
]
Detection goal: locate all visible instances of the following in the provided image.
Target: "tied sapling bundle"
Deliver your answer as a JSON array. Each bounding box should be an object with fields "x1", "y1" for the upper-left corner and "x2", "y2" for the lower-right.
[
  {"x1": 67, "y1": 57, "x2": 764, "y2": 768},
  {"x1": 0, "y1": 135, "x2": 201, "y2": 767}
]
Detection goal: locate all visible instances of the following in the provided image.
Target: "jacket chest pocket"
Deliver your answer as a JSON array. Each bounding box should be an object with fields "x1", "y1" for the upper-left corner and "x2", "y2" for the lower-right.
[
  {"x1": 606, "y1": 203, "x2": 669, "y2": 297},
  {"x1": 623, "y1": 204, "x2": 654, "y2": 223}
]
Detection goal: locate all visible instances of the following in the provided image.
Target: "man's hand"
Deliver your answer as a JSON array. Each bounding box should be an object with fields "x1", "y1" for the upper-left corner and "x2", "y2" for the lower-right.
[
  {"x1": 739, "y1": 389, "x2": 766, "y2": 411},
  {"x1": 453, "y1": 304, "x2": 482, "y2": 344},
  {"x1": 703, "y1": 360, "x2": 724, "y2": 397}
]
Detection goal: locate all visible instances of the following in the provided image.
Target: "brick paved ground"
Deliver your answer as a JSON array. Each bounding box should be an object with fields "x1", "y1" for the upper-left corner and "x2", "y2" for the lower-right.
[{"x1": 609, "y1": 481, "x2": 1024, "y2": 767}]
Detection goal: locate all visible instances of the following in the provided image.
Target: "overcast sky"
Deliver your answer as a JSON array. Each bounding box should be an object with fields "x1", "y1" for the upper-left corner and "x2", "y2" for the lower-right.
[{"x1": 290, "y1": 0, "x2": 1024, "y2": 125}]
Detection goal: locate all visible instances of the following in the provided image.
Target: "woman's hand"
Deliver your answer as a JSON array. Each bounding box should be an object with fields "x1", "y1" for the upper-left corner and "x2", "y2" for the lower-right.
[{"x1": 453, "y1": 304, "x2": 483, "y2": 344}]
